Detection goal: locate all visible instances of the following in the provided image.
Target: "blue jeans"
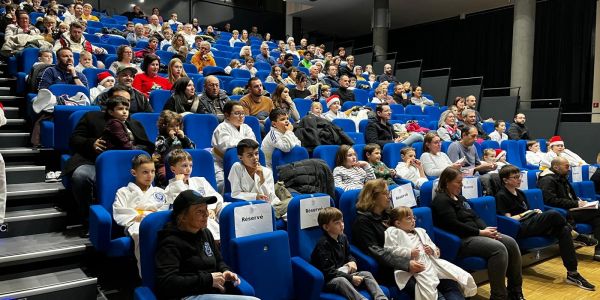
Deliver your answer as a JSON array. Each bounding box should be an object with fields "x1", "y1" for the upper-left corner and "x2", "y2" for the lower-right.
[{"x1": 401, "y1": 132, "x2": 425, "y2": 146}]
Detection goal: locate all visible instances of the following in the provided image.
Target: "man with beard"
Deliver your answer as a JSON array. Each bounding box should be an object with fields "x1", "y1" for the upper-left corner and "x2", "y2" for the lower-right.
[
  {"x1": 38, "y1": 47, "x2": 88, "y2": 89},
  {"x1": 377, "y1": 63, "x2": 397, "y2": 83},
  {"x1": 332, "y1": 75, "x2": 355, "y2": 104},
  {"x1": 508, "y1": 113, "x2": 531, "y2": 140},
  {"x1": 54, "y1": 21, "x2": 106, "y2": 55}
]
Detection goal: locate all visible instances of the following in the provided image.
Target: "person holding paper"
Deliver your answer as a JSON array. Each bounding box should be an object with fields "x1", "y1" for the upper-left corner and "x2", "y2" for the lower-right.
[
  {"x1": 430, "y1": 168, "x2": 524, "y2": 300},
  {"x1": 352, "y1": 179, "x2": 464, "y2": 298},
  {"x1": 395, "y1": 147, "x2": 428, "y2": 189},
  {"x1": 538, "y1": 157, "x2": 600, "y2": 261},
  {"x1": 496, "y1": 165, "x2": 596, "y2": 291},
  {"x1": 384, "y1": 206, "x2": 477, "y2": 300},
  {"x1": 544, "y1": 136, "x2": 587, "y2": 167},
  {"x1": 310, "y1": 207, "x2": 388, "y2": 300},
  {"x1": 155, "y1": 190, "x2": 259, "y2": 300},
  {"x1": 333, "y1": 145, "x2": 376, "y2": 191}
]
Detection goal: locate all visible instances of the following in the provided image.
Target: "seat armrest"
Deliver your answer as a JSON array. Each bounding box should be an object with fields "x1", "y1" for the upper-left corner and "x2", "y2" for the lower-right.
[
  {"x1": 497, "y1": 215, "x2": 520, "y2": 238},
  {"x1": 433, "y1": 227, "x2": 461, "y2": 261},
  {"x1": 89, "y1": 205, "x2": 112, "y2": 252},
  {"x1": 291, "y1": 256, "x2": 323, "y2": 300}
]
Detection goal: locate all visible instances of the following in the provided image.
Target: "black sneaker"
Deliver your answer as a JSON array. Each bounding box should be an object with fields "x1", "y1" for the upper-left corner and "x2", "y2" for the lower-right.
[
  {"x1": 566, "y1": 273, "x2": 595, "y2": 291},
  {"x1": 574, "y1": 234, "x2": 599, "y2": 247}
]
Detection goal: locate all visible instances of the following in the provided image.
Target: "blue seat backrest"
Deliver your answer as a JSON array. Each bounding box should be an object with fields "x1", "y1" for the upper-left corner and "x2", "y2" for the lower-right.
[
  {"x1": 164, "y1": 149, "x2": 217, "y2": 189},
  {"x1": 481, "y1": 140, "x2": 500, "y2": 151},
  {"x1": 413, "y1": 207, "x2": 435, "y2": 241},
  {"x1": 263, "y1": 82, "x2": 277, "y2": 94},
  {"x1": 182, "y1": 63, "x2": 198, "y2": 74},
  {"x1": 149, "y1": 90, "x2": 172, "y2": 111},
  {"x1": 182, "y1": 114, "x2": 219, "y2": 149},
  {"x1": 223, "y1": 148, "x2": 266, "y2": 193},
  {"x1": 55, "y1": 106, "x2": 100, "y2": 153},
  {"x1": 312, "y1": 145, "x2": 340, "y2": 170},
  {"x1": 287, "y1": 194, "x2": 335, "y2": 260},
  {"x1": 271, "y1": 146, "x2": 309, "y2": 181},
  {"x1": 527, "y1": 170, "x2": 540, "y2": 189},
  {"x1": 83, "y1": 68, "x2": 114, "y2": 89},
  {"x1": 354, "y1": 89, "x2": 369, "y2": 104},
  {"x1": 413, "y1": 142, "x2": 424, "y2": 158},
  {"x1": 482, "y1": 122, "x2": 495, "y2": 134},
  {"x1": 226, "y1": 79, "x2": 248, "y2": 94},
  {"x1": 96, "y1": 150, "x2": 147, "y2": 212},
  {"x1": 332, "y1": 118, "x2": 356, "y2": 132},
  {"x1": 347, "y1": 132, "x2": 365, "y2": 144},
  {"x1": 231, "y1": 231, "x2": 294, "y2": 300},
  {"x1": 405, "y1": 105, "x2": 423, "y2": 115},
  {"x1": 130, "y1": 113, "x2": 159, "y2": 142},
  {"x1": 20, "y1": 48, "x2": 40, "y2": 74},
  {"x1": 358, "y1": 119, "x2": 370, "y2": 134},
  {"x1": 538, "y1": 139, "x2": 547, "y2": 152},
  {"x1": 231, "y1": 68, "x2": 251, "y2": 79},
  {"x1": 441, "y1": 141, "x2": 452, "y2": 154},
  {"x1": 219, "y1": 200, "x2": 276, "y2": 265},
  {"x1": 523, "y1": 188, "x2": 545, "y2": 210},
  {"x1": 501, "y1": 140, "x2": 524, "y2": 167},
  {"x1": 341, "y1": 101, "x2": 361, "y2": 111},
  {"x1": 339, "y1": 189, "x2": 361, "y2": 241},
  {"x1": 293, "y1": 98, "x2": 312, "y2": 118},
  {"x1": 353, "y1": 144, "x2": 366, "y2": 161},
  {"x1": 139, "y1": 210, "x2": 171, "y2": 289},
  {"x1": 389, "y1": 104, "x2": 404, "y2": 115},
  {"x1": 49, "y1": 84, "x2": 90, "y2": 98},
  {"x1": 382, "y1": 142, "x2": 407, "y2": 168},
  {"x1": 419, "y1": 180, "x2": 435, "y2": 207},
  {"x1": 467, "y1": 196, "x2": 497, "y2": 227},
  {"x1": 244, "y1": 116, "x2": 262, "y2": 144}
]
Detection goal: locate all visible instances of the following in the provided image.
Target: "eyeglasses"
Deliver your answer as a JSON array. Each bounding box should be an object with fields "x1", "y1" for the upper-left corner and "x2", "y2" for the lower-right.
[
  {"x1": 232, "y1": 111, "x2": 246, "y2": 117},
  {"x1": 509, "y1": 175, "x2": 522, "y2": 180}
]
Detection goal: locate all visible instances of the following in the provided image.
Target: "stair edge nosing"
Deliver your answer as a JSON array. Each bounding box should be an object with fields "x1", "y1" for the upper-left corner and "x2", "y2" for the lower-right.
[
  {"x1": 0, "y1": 277, "x2": 97, "y2": 299},
  {"x1": 5, "y1": 211, "x2": 66, "y2": 222},
  {"x1": 0, "y1": 245, "x2": 86, "y2": 264}
]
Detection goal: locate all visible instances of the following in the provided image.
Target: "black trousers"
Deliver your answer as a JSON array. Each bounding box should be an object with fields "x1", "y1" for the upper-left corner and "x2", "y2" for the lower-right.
[{"x1": 519, "y1": 210, "x2": 577, "y2": 271}]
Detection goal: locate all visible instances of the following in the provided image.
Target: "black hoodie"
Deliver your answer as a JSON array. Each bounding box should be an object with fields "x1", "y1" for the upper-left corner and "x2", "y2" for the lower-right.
[{"x1": 155, "y1": 222, "x2": 229, "y2": 300}]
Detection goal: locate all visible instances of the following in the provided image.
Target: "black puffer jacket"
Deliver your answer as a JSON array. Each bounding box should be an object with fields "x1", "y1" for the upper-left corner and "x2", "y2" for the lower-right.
[
  {"x1": 277, "y1": 158, "x2": 335, "y2": 198},
  {"x1": 294, "y1": 114, "x2": 354, "y2": 153},
  {"x1": 537, "y1": 169, "x2": 579, "y2": 209}
]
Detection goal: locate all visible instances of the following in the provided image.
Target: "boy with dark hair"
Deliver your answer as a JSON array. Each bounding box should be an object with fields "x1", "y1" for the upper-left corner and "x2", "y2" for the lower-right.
[
  {"x1": 228, "y1": 139, "x2": 280, "y2": 205},
  {"x1": 311, "y1": 207, "x2": 388, "y2": 300},
  {"x1": 496, "y1": 165, "x2": 596, "y2": 291},
  {"x1": 261, "y1": 108, "x2": 301, "y2": 168},
  {"x1": 102, "y1": 97, "x2": 133, "y2": 150}
]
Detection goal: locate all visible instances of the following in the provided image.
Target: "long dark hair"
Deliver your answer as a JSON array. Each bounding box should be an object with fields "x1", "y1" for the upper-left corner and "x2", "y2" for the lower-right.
[{"x1": 168, "y1": 77, "x2": 196, "y2": 113}]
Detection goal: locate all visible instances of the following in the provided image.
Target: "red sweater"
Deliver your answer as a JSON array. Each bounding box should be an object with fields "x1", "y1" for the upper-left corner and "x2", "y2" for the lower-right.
[{"x1": 132, "y1": 73, "x2": 173, "y2": 97}]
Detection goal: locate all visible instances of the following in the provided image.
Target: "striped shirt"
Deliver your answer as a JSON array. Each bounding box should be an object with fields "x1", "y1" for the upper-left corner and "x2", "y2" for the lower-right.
[{"x1": 333, "y1": 165, "x2": 376, "y2": 191}]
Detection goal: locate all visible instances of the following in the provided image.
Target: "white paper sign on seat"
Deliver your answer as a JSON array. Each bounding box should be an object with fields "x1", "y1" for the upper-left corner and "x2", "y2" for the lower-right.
[
  {"x1": 391, "y1": 183, "x2": 417, "y2": 208},
  {"x1": 234, "y1": 202, "x2": 274, "y2": 238},
  {"x1": 299, "y1": 195, "x2": 331, "y2": 229},
  {"x1": 462, "y1": 177, "x2": 479, "y2": 199}
]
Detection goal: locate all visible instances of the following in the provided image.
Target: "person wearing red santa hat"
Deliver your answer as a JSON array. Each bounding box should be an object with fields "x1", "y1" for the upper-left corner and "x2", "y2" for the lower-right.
[
  {"x1": 323, "y1": 95, "x2": 347, "y2": 121},
  {"x1": 90, "y1": 71, "x2": 115, "y2": 103},
  {"x1": 542, "y1": 136, "x2": 587, "y2": 168}
]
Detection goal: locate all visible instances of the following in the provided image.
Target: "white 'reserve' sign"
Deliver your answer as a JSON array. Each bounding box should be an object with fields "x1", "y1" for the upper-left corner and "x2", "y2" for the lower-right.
[
  {"x1": 300, "y1": 196, "x2": 331, "y2": 229},
  {"x1": 234, "y1": 202, "x2": 273, "y2": 238},
  {"x1": 391, "y1": 183, "x2": 417, "y2": 208}
]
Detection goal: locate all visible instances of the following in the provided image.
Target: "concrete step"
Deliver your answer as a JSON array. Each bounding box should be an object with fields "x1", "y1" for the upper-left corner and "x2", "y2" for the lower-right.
[
  {"x1": 7, "y1": 182, "x2": 64, "y2": 201},
  {"x1": 5, "y1": 165, "x2": 46, "y2": 184},
  {"x1": 0, "y1": 232, "x2": 88, "y2": 268},
  {"x1": 0, "y1": 268, "x2": 96, "y2": 300},
  {"x1": 0, "y1": 86, "x2": 10, "y2": 96},
  {"x1": 0, "y1": 132, "x2": 29, "y2": 148},
  {"x1": 5, "y1": 118, "x2": 25, "y2": 126},
  {"x1": 2, "y1": 107, "x2": 18, "y2": 119},
  {"x1": 0, "y1": 208, "x2": 67, "y2": 238}
]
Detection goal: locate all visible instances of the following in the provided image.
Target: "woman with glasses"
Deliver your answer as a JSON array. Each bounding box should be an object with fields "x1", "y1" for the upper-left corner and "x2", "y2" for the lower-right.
[
  {"x1": 109, "y1": 45, "x2": 141, "y2": 75},
  {"x1": 431, "y1": 167, "x2": 524, "y2": 300},
  {"x1": 352, "y1": 179, "x2": 465, "y2": 299},
  {"x1": 211, "y1": 101, "x2": 257, "y2": 192}
]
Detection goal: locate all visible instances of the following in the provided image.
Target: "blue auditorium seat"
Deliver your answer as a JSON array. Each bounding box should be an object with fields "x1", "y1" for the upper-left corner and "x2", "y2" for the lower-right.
[
  {"x1": 130, "y1": 113, "x2": 160, "y2": 142},
  {"x1": 271, "y1": 146, "x2": 309, "y2": 181},
  {"x1": 382, "y1": 142, "x2": 407, "y2": 168},
  {"x1": 90, "y1": 150, "x2": 147, "y2": 257},
  {"x1": 331, "y1": 118, "x2": 356, "y2": 132},
  {"x1": 134, "y1": 211, "x2": 254, "y2": 300},
  {"x1": 163, "y1": 149, "x2": 217, "y2": 189},
  {"x1": 182, "y1": 114, "x2": 219, "y2": 149},
  {"x1": 312, "y1": 145, "x2": 340, "y2": 170},
  {"x1": 148, "y1": 90, "x2": 171, "y2": 111}
]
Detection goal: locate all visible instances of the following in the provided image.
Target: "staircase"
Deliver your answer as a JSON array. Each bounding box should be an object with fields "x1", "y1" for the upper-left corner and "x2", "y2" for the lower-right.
[{"x1": 0, "y1": 63, "x2": 98, "y2": 299}]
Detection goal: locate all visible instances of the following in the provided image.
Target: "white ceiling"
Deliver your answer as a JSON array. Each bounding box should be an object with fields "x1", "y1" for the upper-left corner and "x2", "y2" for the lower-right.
[{"x1": 287, "y1": 0, "x2": 512, "y2": 37}]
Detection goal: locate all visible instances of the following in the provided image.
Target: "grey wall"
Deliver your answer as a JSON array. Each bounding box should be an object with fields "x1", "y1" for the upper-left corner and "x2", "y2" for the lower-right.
[
  {"x1": 479, "y1": 96, "x2": 518, "y2": 122},
  {"x1": 447, "y1": 84, "x2": 482, "y2": 107},
  {"x1": 420, "y1": 75, "x2": 449, "y2": 106},
  {"x1": 395, "y1": 67, "x2": 421, "y2": 86},
  {"x1": 557, "y1": 122, "x2": 600, "y2": 163}
]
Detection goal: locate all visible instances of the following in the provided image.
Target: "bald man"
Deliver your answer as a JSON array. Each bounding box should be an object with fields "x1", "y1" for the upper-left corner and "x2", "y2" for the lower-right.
[{"x1": 538, "y1": 157, "x2": 600, "y2": 260}]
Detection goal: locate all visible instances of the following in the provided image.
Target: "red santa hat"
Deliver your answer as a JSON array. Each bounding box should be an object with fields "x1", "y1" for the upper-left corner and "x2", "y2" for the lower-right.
[
  {"x1": 326, "y1": 95, "x2": 340, "y2": 108},
  {"x1": 97, "y1": 71, "x2": 115, "y2": 86},
  {"x1": 549, "y1": 136, "x2": 564, "y2": 147}
]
